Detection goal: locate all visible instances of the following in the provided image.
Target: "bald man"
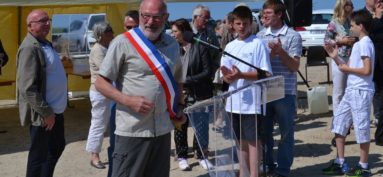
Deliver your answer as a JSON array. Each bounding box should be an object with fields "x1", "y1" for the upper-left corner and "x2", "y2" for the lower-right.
[
  {"x1": 95, "y1": 0, "x2": 185, "y2": 176},
  {"x1": 16, "y1": 9, "x2": 67, "y2": 177}
]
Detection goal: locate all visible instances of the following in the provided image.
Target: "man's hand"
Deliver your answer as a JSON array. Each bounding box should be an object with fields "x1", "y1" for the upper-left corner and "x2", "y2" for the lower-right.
[
  {"x1": 61, "y1": 55, "x2": 72, "y2": 68},
  {"x1": 268, "y1": 38, "x2": 284, "y2": 56},
  {"x1": 125, "y1": 96, "x2": 154, "y2": 115},
  {"x1": 43, "y1": 114, "x2": 55, "y2": 131}
]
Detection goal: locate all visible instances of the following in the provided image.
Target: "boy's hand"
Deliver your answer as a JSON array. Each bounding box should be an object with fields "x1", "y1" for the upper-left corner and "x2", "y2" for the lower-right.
[
  {"x1": 220, "y1": 65, "x2": 232, "y2": 76},
  {"x1": 231, "y1": 65, "x2": 242, "y2": 78},
  {"x1": 220, "y1": 66, "x2": 234, "y2": 83},
  {"x1": 338, "y1": 63, "x2": 349, "y2": 73},
  {"x1": 324, "y1": 44, "x2": 338, "y2": 59},
  {"x1": 220, "y1": 65, "x2": 241, "y2": 83}
]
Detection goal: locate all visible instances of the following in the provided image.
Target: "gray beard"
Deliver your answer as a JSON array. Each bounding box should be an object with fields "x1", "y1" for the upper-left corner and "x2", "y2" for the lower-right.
[{"x1": 142, "y1": 24, "x2": 165, "y2": 41}]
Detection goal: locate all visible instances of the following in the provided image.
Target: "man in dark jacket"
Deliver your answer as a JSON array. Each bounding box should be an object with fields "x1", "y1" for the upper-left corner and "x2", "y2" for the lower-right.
[{"x1": 191, "y1": 4, "x2": 221, "y2": 75}]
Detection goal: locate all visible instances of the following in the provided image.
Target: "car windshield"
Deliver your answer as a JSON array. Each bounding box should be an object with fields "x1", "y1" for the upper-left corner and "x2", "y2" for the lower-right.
[
  {"x1": 88, "y1": 15, "x2": 105, "y2": 31},
  {"x1": 312, "y1": 14, "x2": 332, "y2": 24},
  {"x1": 69, "y1": 20, "x2": 83, "y2": 31}
]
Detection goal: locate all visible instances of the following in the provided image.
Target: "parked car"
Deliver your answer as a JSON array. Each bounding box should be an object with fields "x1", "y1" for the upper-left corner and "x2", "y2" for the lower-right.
[
  {"x1": 67, "y1": 19, "x2": 88, "y2": 53},
  {"x1": 85, "y1": 13, "x2": 106, "y2": 50},
  {"x1": 295, "y1": 9, "x2": 333, "y2": 55},
  {"x1": 52, "y1": 13, "x2": 106, "y2": 55}
]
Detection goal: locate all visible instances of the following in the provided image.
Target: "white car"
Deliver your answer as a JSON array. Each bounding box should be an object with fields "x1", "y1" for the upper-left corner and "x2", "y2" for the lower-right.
[
  {"x1": 52, "y1": 13, "x2": 106, "y2": 55},
  {"x1": 296, "y1": 9, "x2": 333, "y2": 54}
]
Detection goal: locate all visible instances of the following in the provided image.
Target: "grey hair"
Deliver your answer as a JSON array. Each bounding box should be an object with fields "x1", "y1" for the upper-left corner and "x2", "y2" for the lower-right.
[
  {"x1": 93, "y1": 22, "x2": 113, "y2": 42},
  {"x1": 192, "y1": 4, "x2": 210, "y2": 22}
]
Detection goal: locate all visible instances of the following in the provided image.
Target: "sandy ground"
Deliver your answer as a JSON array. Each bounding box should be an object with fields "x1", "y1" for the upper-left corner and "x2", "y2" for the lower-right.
[{"x1": 0, "y1": 57, "x2": 382, "y2": 177}]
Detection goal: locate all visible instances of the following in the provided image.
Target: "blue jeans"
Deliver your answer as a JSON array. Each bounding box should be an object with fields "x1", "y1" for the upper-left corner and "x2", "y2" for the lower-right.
[
  {"x1": 107, "y1": 103, "x2": 116, "y2": 177},
  {"x1": 263, "y1": 94, "x2": 296, "y2": 176}
]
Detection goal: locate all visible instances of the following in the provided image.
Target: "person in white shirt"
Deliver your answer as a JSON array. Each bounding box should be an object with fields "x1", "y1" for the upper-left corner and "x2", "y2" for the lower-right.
[
  {"x1": 220, "y1": 5, "x2": 272, "y2": 177},
  {"x1": 86, "y1": 22, "x2": 114, "y2": 169},
  {"x1": 324, "y1": 10, "x2": 375, "y2": 177}
]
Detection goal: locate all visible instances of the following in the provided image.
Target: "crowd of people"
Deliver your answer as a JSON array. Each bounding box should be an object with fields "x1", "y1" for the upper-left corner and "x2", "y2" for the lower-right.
[{"x1": 13, "y1": 0, "x2": 382, "y2": 177}]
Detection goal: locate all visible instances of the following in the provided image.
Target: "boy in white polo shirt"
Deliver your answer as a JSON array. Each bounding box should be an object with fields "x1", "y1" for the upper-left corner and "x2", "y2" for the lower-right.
[
  {"x1": 324, "y1": 10, "x2": 374, "y2": 177},
  {"x1": 220, "y1": 5, "x2": 272, "y2": 177}
]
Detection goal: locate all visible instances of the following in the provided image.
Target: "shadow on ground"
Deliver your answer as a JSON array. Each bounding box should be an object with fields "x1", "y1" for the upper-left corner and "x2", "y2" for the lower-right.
[
  {"x1": 294, "y1": 143, "x2": 332, "y2": 158},
  {"x1": 291, "y1": 154, "x2": 382, "y2": 177},
  {"x1": 0, "y1": 99, "x2": 93, "y2": 155}
]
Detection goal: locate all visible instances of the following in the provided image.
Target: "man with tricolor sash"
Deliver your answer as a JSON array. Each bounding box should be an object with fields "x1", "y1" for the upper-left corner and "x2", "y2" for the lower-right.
[{"x1": 95, "y1": 0, "x2": 186, "y2": 176}]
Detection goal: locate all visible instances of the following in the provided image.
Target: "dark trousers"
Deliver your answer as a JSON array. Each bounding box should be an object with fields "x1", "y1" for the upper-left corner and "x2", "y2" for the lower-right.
[
  {"x1": 174, "y1": 112, "x2": 209, "y2": 159},
  {"x1": 107, "y1": 103, "x2": 116, "y2": 177},
  {"x1": 374, "y1": 85, "x2": 383, "y2": 146},
  {"x1": 26, "y1": 114, "x2": 66, "y2": 177},
  {"x1": 112, "y1": 133, "x2": 171, "y2": 177}
]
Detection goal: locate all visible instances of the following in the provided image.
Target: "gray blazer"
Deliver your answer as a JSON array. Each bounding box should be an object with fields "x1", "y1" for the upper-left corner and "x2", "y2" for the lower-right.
[{"x1": 16, "y1": 33, "x2": 54, "y2": 126}]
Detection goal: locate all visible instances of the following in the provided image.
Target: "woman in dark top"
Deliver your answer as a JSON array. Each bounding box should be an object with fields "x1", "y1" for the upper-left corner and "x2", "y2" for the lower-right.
[{"x1": 170, "y1": 18, "x2": 214, "y2": 171}]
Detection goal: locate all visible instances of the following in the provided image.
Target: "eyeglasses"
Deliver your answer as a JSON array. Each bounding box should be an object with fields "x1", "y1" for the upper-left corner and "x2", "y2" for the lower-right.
[
  {"x1": 140, "y1": 13, "x2": 165, "y2": 22},
  {"x1": 198, "y1": 15, "x2": 211, "y2": 21},
  {"x1": 125, "y1": 25, "x2": 137, "y2": 30},
  {"x1": 29, "y1": 18, "x2": 51, "y2": 25}
]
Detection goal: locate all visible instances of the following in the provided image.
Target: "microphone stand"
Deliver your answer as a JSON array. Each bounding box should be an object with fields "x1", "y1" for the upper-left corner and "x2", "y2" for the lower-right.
[{"x1": 193, "y1": 38, "x2": 269, "y2": 79}]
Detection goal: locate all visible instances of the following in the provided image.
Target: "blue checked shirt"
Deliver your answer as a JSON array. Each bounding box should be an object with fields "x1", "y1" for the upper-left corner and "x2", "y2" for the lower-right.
[{"x1": 257, "y1": 24, "x2": 302, "y2": 95}]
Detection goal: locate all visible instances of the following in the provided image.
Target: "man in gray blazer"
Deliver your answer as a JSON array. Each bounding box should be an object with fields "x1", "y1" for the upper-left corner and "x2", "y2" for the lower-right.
[{"x1": 16, "y1": 9, "x2": 67, "y2": 177}]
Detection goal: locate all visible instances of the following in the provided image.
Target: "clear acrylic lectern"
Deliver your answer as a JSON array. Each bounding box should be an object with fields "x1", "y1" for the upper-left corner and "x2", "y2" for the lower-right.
[{"x1": 184, "y1": 76, "x2": 285, "y2": 177}]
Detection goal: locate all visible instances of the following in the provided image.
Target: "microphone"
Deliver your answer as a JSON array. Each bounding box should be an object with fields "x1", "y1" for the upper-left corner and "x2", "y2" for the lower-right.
[
  {"x1": 183, "y1": 31, "x2": 222, "y2": 52},
  {"x1": 182, "y1": 31, "x2": 269, "y2": 79}
]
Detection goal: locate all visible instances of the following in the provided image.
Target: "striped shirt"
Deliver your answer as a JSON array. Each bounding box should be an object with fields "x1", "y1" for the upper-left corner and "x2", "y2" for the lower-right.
[{"x1": 257, "y1": 24, "x2": 302, "y2": 95}]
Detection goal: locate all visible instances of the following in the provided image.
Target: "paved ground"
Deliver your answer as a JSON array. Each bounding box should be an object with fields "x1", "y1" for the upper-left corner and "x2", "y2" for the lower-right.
[{"x1": 0, "y1": 57, "x2": 382, "y2": 177}]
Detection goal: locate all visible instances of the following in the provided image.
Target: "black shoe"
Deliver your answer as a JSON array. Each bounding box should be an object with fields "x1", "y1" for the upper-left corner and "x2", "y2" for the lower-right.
[
  {"x1": 259, "y1": 163, "x2": 275, "y2": 176},
  {"x1": 322, "y1": 160, "x2": 349, "y2": 175},
  {"x1": 345, "y1": 164, "x2": 372, "y2": 177}
]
